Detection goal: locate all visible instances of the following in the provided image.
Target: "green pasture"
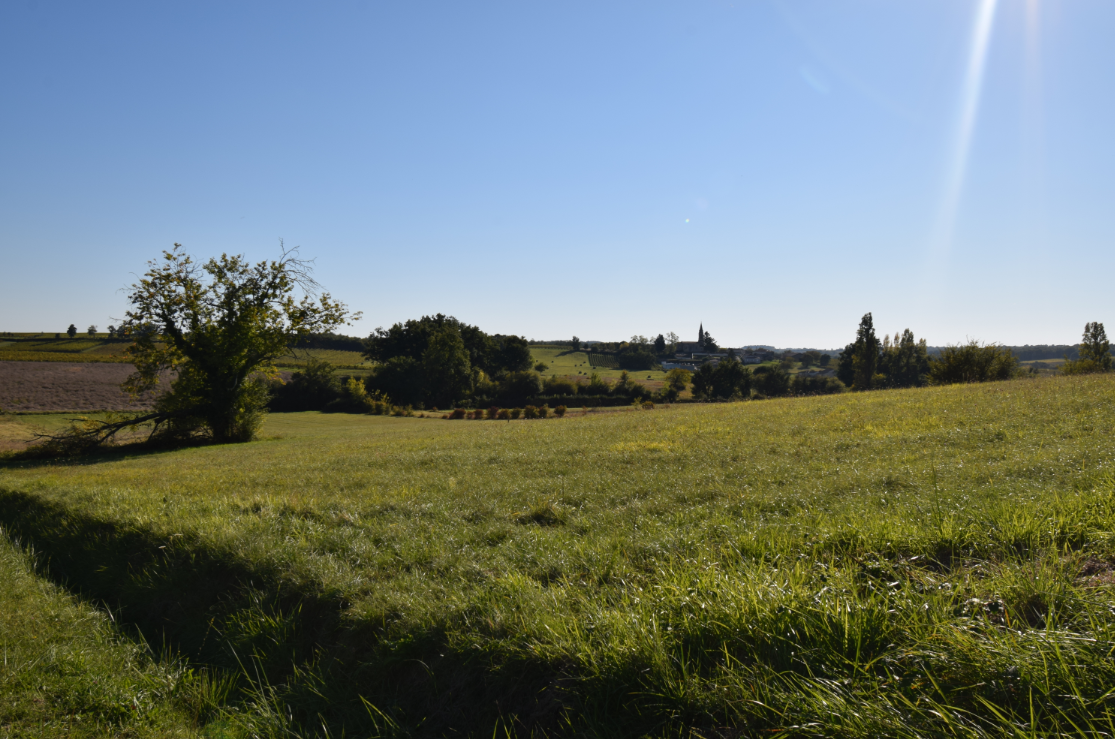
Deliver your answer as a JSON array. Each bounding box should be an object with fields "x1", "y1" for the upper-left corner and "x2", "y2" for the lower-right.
[
  {"x1": 273, "y1": 348, "x2": 371, "y2": 370},
  {"x1": 0, "y1": 337, "x2": 131, "y2": 362},
  {"x1": 0, "y1": 336, "x2": 371, "y2": 371},
  {"x1": 2, "y1": 375, "x2": 1115, "y2": 736},
  {"x1": 530, "y1": 344, "x2": 667, "y2": 383}
]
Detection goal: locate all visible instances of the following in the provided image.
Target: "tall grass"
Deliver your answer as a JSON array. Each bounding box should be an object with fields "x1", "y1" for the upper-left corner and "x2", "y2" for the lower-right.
[{"x1": 1, "y1": 375, "x2": 1114, "y2": 736}]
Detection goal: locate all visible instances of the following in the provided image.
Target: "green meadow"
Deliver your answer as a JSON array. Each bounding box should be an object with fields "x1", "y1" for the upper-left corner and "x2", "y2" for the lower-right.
[
  {"x1": 1, "y1": 375, "x2": 1115, "y2": 736},
  {"x1": 530, "y1": 345, "x2": 668, "y2": 384}
]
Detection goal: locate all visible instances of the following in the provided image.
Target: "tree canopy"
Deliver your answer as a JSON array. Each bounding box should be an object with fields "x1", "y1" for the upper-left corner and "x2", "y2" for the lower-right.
[
  {"x1": 364, "y1": 314, "x2": 533, "y2": 407},
  {"x1": 120, "y1": 244, "x2": 355, "y2": 442}
]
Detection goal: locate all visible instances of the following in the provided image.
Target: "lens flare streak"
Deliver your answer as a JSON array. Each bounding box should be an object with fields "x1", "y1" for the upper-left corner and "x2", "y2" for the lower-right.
[{"x1": 932, "y1": 0, "x2": 1000, "y2": 263}]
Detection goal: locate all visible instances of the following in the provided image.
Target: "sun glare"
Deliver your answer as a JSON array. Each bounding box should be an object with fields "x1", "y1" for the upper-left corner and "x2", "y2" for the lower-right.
[{"x1": 931, "y1": 0, "x2": 1000, "y2": 266}]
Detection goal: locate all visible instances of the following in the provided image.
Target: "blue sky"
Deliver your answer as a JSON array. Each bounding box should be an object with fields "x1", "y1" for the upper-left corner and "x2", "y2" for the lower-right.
[{"x1": 2, "y1": 0, "x2": 1112, "y2": 348}]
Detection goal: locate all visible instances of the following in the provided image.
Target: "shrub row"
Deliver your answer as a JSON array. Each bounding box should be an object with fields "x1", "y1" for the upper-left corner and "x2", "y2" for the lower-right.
[{"x1": 445, "y1": 405, "x2": 568, "y2": 420}]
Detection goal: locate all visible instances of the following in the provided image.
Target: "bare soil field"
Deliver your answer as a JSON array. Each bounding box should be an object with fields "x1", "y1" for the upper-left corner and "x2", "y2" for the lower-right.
[{"x1": 0, "y1": 361, "x2": 162, "y2": 412}]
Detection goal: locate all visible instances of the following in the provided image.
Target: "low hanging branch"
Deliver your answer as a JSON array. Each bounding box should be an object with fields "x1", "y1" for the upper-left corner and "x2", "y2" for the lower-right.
[
  {"x1": 34, "y1": 242, "x2": 358, "y2": 452},
  {"x1": 30, "y1": 410, "x2": 184, "y2": 453}
]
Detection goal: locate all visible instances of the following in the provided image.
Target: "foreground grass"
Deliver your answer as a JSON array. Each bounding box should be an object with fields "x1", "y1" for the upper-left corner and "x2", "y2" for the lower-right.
[
  {"x1": 0, "y1": 536, "x2": 200, "y2": 737},
  {"x1": 1, "y1": 375, "x2": 1114, "y2": 736}
]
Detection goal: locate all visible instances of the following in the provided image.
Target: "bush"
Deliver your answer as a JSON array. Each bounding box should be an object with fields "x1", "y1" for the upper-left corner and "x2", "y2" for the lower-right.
[
  {"x1": 487, "y1": 406, "x2": 500, "y2": 419},
  {"x1": 1062, "y1": 359, "x2": 1107, "y2": 376},
  {"x1": 269, "y1": 357, "x2": 340, "y2": 412},
  {"x1": 499, "y1": 371, "x2": 544, "y2": 406},
  {"x1": 584, "y1": 372, "x2": 611, "y2": 396},
  {"x1": 554, "y1": 405, "x2": 566, "y2": 417},
  {"x1": 543, "y1": 377, "x2": 579, "y2": 396},
  {"x1": 537, "y1": 405, "x2": 549, "y2": 419},
  {"x1": 469, "y1": 409, "x2": 484, "y2": 419},
  {"x1": 523, "y1": 405, "x2": 538, "y2": 419},
  {"x1": 366, "y1": 356, "x2": 425, "y2": 407},
  {"x1": 929, "y1": 342, "x2": 1018, "y2": 384},
  {"x1": 753, "y1": 365, "x2": 790, "y2": 397},
  {"x1": 510, "y1": 408, "x2": 522, "y2": 420},
  {"x1": 449, "y1": 408, "x2": 467, "y2": 419},
  {"x1": 497, "y1": 408, "x2": 512, "y2": 420},
  {"x1": 641, "y1": 400, "x2": 655, "y2": 410}
]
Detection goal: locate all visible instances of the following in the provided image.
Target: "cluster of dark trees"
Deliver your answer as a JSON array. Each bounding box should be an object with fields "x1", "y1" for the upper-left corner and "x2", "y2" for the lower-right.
[
  {"x1": 1061, "y1": 322, "x2": 1112, "y2": 375},
  {"x1": 272, "y1": 360, "x2": 655, "y2": 414},
  {"x1": 835, "y1": 315, "x2": 932, "y2": 390},
  {"x1": 688, "y1": 357, "x2": 843, "y2": 401},
  {"x1": 361, "y1": 314, "x2": 533, "y2": 408}
]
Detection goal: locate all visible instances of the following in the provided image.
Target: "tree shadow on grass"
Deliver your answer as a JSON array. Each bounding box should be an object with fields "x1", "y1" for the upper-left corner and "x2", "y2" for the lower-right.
[
  {"x1": 0, "y1": 487, "x2": 574, "y2": 737},
  {"x1": 0, "y1": 436, "x2": 226, "y2": 470}
]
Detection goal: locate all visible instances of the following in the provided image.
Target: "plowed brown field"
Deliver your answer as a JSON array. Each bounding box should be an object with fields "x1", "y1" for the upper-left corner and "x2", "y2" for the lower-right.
[{"x1": 0, "y1": 361, "x2": 162, "y2": 412}]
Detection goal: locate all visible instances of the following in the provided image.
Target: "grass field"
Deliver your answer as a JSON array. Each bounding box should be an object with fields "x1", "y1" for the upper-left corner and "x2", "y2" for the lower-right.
[
  {"x1": 2, "y1": 375, "x2": 1115, "y2": 736},
  {"x1": 274, "y1": 349, "x2": 371, "y2": 370},
  {"x1": 530, "y1": 345, "x2": 668, "y2": 384},
  {"x1": 0, "y1": 337, "x2": 131, "y2": 363}
]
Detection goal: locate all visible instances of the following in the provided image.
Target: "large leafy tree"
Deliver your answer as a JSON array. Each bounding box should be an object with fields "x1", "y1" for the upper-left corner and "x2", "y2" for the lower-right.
[
  {"x1": 120, "y1": 244, "x2": 354, "y2": 442},
  {"x1": 42, "y1": 244, "x2": 354, "y2": 450}
]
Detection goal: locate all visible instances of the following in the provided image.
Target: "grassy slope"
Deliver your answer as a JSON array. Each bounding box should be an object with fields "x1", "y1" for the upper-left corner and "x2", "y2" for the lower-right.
[
  {"x1": 531, "y1": 345, "x2": 667, "y2": 383},
  {"x1": 1, "y1": 376, "x2": 1115, "y2": 736}
]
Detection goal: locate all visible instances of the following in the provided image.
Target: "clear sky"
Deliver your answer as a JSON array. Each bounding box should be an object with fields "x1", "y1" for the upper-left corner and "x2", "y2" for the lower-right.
[{"x1": 2, "y1": 1, "x2": 1112, "y2": 348}]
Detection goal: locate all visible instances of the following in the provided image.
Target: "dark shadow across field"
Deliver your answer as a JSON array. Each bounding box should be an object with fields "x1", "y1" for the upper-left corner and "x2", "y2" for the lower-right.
[{"x1": 0, "y1": 487, "x2": 573, "y2": 737}]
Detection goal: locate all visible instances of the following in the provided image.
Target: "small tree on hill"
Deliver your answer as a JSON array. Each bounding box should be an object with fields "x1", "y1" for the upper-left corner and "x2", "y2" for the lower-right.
[
  {"x1": 67, "y1": 324, "x2": 77, "y2": 338},
  {"x1": 654, "y1": 334, "x2": 666, "y2": 355},
  {"x1": 87, "y1": 325, "x2": 97, "y2": 337},
  {"x1": 1080, "y1": 322, "x2": 1111, "y2": 370},
  {"x1": 1063, "y1": 322, "x2": 1111, "y2": 374},
  {"x1": 661, "y1": 368, "x2": 691, "y2": 402},
  {"x1": 571, "y1": 336, "x2": 581, "y2": 352}
]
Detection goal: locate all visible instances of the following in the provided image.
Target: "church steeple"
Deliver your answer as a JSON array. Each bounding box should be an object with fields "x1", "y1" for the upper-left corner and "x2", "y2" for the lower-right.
[{"x1": 698, "y1": 323, "x2": 704, "y2": 343}]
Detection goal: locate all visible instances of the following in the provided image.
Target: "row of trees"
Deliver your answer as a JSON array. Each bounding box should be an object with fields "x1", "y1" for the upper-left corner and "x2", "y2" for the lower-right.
[
  {"x1": 272, "y1": 361, "x2": 660, "y2": 414},
  {"x1": 835, "y1": 315, "x2": 933, "y2": 390},
  {"x1": 63, "y1": 324, "x2": 98, "y2": 338},
  {"x1": 687, "y1": 358, "x2": 843, "y2": 401},
  {"x1": 59, "y1": 323, "x2": 154, "y2": 340},
  {"x1": 835, "y1": 313, "x2": 1111, "y2": 390}
]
